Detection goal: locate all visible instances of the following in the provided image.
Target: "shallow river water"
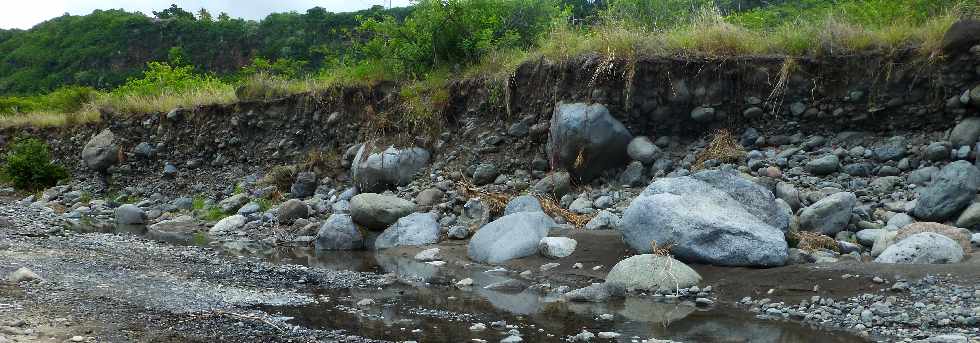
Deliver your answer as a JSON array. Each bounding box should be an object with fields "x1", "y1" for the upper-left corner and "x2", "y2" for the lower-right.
[{"x1": 241, "y1": 247, "x2": 867, "y2": 343}]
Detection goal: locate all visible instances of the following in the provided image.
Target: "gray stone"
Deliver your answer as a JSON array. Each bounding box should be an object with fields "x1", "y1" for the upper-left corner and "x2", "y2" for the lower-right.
[
  {"x1": 133, "y1": 142, "x2": 155, "y2": 159},
  {"x1": 950, "y1": 118, "x2": 980, "y2": 147},
  {"x1": 374, "y1": 212, "x2": 440, "y2": 249},
  {"x1": 473, "y1": 163, "x2": 499, "y2": 185},
  {"x1": 799, "y1": 192, "x2": 856, "y2": 235},
  {"x1": 887, "y1": 213, "x2": 915, "y2": 230},
  {"x1": 7, "y1": 267, "x2": 41, "y2": 283},
  {"x1": 941, "y1": 19, "x2": 980, "y2": 54},
  {"x1": 620, "y1": 170, "x2": 790, "y2": 267},
  {"x1": 468, "y1": 212, "x2": 557, "y2": 264},
  {"x1": 415, "y1": 188, "x2": 444, "y2": 208},
  {"x1": 955, "y1": 203, "x2": 980, "y2": 228},
  {"x1": 874, "y1": 137, "x2": 907, "y2": 162},
  {"x1": 912, "y1": 161, "x2": 980, "y2": 221},
  {"x1": 775, "y1": 182, "x2": 801, "y2": 211},
  {"x1": 209, "y1": 215, "x2": 246, "y2": 236},
  {"x1": 290, "y1": 171, "x2": 317, "y2": 198},
  {"x1": 532, "y1": 171, "x2": 572, "y2": 198},
  {"x1": 504, "y1": 195, "x2": 543, "y2": 215},
  {"x1": 448, "y1": 226, "x2": 470, "y2": 239},
  {"x1": 147, "y1": 215, "x2": 201, "y2": 244},
  {"x1": 924, "y1": 142, "x2": 951, "y2": 161},
  {"x1": 539, "y1": 237, "x2": 577, "y2": 258},
  {"x1": 114, "y1": 204, "x2": 146, "y2": 225},
  {"x1": 173, "y1": 197, "x2": 194, "y2": 211},
  {"x1": 909, "y1": 166, "x2": 939, "y2": 186},
  {"x1": 875, "y1": 232, "x2": 964, "y2": 264},
  {"x1": 547, "y1": 103, "x2": 632, "y2": 181},
  {"x1": 605, "y1": 254, "x2": 701, "y2": 292},
  {"x1": 691, "y1": 106, "x2": 715, "y2": 122},
  {"x1": 586, "y1": 210, "x2": 621, "y2": 231},
  {"x1": 278, "y1": 199, "x2": 309, "y2": 224},
  {"x1": 563, "y1": 283, "x2": 612, "y2": 302},
  {"x1": 349, "y1": 193, "x2": 416, "y2": 230},
  {"x1": 806, "y1": 155, "x2": 839, "y2": 175},
  {"x1": 627, "y1": 136, "x2": 661, "y2": 164},
  {"x1": 351, "y1": 144, "x2": 430, "y2": 193},
  {"x1": 619, "y1": 161, "x2": 645, "y2": 186},
  {"x1": 236, "y1": 202, "x2": 261, "y2": 216},
  {"x1": 219, "y1": 194, "x2": 250, "y2": 214},
  {"x1": 843, "y1": 162, "x2": 874, "y2": 177},
  {"x1": 315, "y1": 214, "x2": 364, "y2": 250},
  {"x1": 856, "y1": 229, "x2": 884, "y2": 246},
  {"x1": 81, "y1": 129, "x2": 118, "y2": 172}
]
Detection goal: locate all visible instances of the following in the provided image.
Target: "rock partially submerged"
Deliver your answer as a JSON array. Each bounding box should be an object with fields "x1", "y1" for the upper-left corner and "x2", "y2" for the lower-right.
[
  {"x1": 315, "y1": 214, "x2": 364, "y2": 250},
  {"x1": 605, "y1": 254, "x2": 701, "y2": 292},
  {"x1": 621, "y1": 170, "x2": 790, "y2": 267},
  {"x1": 468, "y1": 212, "x2": 557, "y2": 264},
  {"x1": 374, "y1": 212, "x2": 440, "y2": 249}
]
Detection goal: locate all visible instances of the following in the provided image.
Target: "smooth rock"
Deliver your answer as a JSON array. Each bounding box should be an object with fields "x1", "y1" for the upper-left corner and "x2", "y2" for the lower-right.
[
  {"x1": 468, "y1": 212, "x2": 557, "y2": 264},
  {"x1": 350, "y1": 193, "x2": 416, "y2": 230}
]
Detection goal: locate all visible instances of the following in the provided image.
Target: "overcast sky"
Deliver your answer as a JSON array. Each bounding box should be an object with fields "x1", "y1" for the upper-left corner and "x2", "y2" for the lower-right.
[{"x1": 1, "y1": 0, "x2": 414, "y2": 30}]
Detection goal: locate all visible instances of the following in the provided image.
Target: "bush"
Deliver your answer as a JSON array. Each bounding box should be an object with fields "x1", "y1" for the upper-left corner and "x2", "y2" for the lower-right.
[{"x1": 1, "y1": 138, "x2": 69, "y2": 190}]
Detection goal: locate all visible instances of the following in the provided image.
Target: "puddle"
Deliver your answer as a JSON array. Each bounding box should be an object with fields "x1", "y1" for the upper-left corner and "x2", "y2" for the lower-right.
[{"x1": 249, "y1": 247, "x2": 866, "y2": 343}]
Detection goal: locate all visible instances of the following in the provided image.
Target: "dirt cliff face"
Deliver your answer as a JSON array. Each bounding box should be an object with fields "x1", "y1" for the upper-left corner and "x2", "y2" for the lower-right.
[{"x1": 2, "y1": 50, "x2": 978, "y2": 197}]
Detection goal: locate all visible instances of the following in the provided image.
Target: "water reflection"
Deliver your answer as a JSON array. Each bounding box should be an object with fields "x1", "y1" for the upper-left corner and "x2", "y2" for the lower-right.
[{"x1": 254, "y1": 248, "x2": 865, "y2": 343}]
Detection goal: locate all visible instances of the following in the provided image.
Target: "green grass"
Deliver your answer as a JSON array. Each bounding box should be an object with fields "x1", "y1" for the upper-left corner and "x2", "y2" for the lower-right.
[{"x1": 202, "y1": 206, "x2": 227, "y2": 221}]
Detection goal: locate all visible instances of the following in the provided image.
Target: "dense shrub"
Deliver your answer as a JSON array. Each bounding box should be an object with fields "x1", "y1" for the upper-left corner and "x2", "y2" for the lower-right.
[{"x1": 1, "y1": 138, "x2": 69, "y2": 190}]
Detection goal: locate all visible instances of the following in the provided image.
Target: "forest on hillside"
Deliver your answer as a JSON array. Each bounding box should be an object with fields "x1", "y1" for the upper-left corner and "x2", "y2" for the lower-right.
[{"x1": 0, "y1": 0, "x2": 974, "y2": 124}]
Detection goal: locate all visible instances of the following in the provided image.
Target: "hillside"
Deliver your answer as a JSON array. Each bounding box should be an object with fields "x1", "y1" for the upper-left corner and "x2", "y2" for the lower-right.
[{"x1": 0, "y1": 5, "x2": 412, "y2": 95}]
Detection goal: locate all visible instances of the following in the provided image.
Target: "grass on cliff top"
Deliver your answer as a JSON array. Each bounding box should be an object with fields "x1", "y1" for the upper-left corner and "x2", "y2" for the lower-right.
[{"x1": 0, "y1": 0, "x2": 975, "y2": 129}]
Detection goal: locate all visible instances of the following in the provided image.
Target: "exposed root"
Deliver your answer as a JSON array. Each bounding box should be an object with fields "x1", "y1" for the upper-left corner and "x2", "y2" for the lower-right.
[
  {"x1": 456, "y1": 179, "x2": 593, "y2": 229},
  {"x1": 692, "y1": 129, "x2": 745, "y2": 171},
  {"x1": 537, "y1": 195, "x2": 592, "y2": 229}
]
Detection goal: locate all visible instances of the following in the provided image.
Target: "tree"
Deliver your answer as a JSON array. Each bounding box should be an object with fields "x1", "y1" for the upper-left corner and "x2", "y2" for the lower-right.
[
  {"x1": 196, "y1": 8, "x2": 213, "y2": 22},
  {"x1": 153, "y1": 4, "x2": 195, "y2": 20}
]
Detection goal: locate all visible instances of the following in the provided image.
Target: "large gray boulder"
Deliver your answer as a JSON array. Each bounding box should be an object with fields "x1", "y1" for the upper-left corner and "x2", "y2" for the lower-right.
[
  {"x1": 605, "y1": 254, "x2": 701, "y2": 292},
  {"x1": 351, "y1": 143, "x2": 430, "y2": 193},
  {"x1": 547, "y1": 103, "x2": 633, "y2": 181},
  {"x1": 912, "y1": 161, "x2": 980, "y2": 221},
  {"x1": 941, "y1": 19, "x2": 980, "y2": 55},
  {"x1": 349, "y1": 193, "x2": 416, "y2": 230},
  {"x1": 81, "y1": 129, "x2": 118, "y2": 172},
  {"x1": 314, "y1": 214, "x2": 364, "y2": 250},
  {"x1": 875, "y1": 232, "x2": 964, "y2": 264},
  {"x1": 374, "y1": 212, "x2": 440, "y2": 249},
  {"x1": 949, "y1": 117, "x2": 980, "y2": 147},
  {"x1": 620, "y1": 170, "x2": 790, "y2": 267},
  {"x1": 799, "y1": 192, "x2": 856, "y2": 235},
  {"x1": 468, "y1": 212, "x2": 557, "y2": 264}
]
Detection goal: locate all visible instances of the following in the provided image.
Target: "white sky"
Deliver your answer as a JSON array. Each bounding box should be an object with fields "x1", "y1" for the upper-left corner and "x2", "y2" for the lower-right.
[{"x1": 0, "y1": 0, "x2": 414, "y2": 30}]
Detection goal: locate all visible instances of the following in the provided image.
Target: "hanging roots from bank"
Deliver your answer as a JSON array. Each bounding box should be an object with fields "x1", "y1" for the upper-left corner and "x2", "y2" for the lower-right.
[
  {"x1": 457, "y1": 180, "x2": 593, "y2": 229},
  {"x1": 792, "y1": 230, "x2": 840, "y2": 252},
  {"x1": 692, "y1": 129, "x2": 745, "y2": 171}
]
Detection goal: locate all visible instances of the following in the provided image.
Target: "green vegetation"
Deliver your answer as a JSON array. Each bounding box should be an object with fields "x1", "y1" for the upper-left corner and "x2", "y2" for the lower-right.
[
  {"x1": 0, "y1": 0, "x2": 976, "y2": 129},
  {"x1": 0, "y1": 138, "x2": 69, "y2": 190}
]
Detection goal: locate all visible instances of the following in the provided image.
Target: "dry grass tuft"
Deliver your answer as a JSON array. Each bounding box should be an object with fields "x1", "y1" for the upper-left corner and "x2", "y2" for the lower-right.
[
  {"x1": 537, "y1": 195, "x2": 593, "y2": 229},
  {"x1": 0, "y1": 110, "x2": 100, "y2": 128},
  {"x1": 456, "y1": 179, "x2": 593, "y2": 228},
  {"x1": 792, "y1": 230, "x2": 840, "y2": 252},
  {"x1": 259, "y1": 165, "x2": 298, "y2": 192},
  {"x1": 692, "y1": 129, "x2": 746, "y2": 171}
]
